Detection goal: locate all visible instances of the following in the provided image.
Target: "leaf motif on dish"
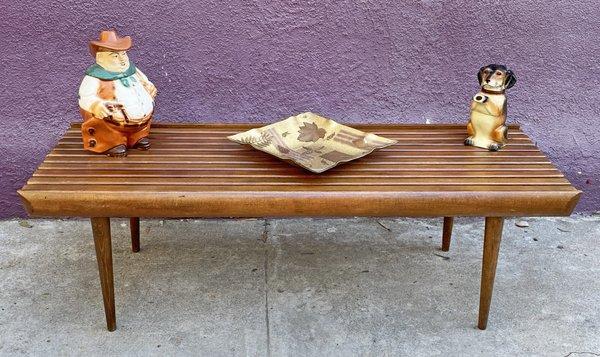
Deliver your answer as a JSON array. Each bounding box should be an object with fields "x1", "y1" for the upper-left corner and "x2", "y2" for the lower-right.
[
  {"x1": 276, "y1": 145, "x2": 290, "y2": 154},
  {"x1": 297, "y1": 122, "x2": 327, "y2": 142},
  {"x1": 237, "y1": 132, "x2": 271, "y2": 148},
  {"x1": 320, "y1": 150, "x2": 355, "y2": 163}
]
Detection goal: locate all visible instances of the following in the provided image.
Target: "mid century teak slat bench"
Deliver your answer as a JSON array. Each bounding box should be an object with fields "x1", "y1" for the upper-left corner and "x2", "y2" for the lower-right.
[{"x1": 18, "y1": 123, "x2": 581, "y2": 331}]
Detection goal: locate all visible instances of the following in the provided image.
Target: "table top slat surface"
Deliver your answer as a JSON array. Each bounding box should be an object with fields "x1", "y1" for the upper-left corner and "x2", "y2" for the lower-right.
[{"x1": 19, "y1": 123, "x2": 581, "y2": 218}]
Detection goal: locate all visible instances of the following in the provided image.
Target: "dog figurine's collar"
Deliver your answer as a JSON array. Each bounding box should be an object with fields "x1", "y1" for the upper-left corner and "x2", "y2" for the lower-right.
[{"x1": 481, "y1": 87, "x2": 505, "y2": 95}]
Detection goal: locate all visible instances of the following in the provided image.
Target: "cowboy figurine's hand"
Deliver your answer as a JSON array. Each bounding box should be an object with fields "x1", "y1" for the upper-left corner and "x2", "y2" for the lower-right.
[{"x1": 92, "y1": 100, "x2": 120, "y2": 119}]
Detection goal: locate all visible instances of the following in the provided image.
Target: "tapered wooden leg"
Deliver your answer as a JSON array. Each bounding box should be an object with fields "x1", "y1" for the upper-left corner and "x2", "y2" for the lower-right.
[
  {"x1": 130, "y1": 217, "x2": 140, "y2": 253},
  {"x1": 478, "y1": 217, "x2": 504, "y2": 330},
  {"x1": 91, "y1": 217, "x2": 116, "y2": 331},
  {"x1": 441, "y1": 217, "x2": 454, "y2": 252}
]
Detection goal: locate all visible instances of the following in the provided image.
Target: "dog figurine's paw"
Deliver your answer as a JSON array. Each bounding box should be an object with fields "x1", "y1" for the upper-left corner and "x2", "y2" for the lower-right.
[
  {"x1": 488, "y1": 143, "x2": 501, "y2": 152},
  {"x1": 464, "y1": 137, "x2": 475, "y2": 146}
]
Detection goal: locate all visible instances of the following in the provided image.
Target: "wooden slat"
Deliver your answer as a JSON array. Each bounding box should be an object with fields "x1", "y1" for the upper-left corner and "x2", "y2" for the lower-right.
[
  {"x1": 65, "y1": 123, "x2": 523, "y2": 131},
  {"x1": 47, "y1": 152, "x2": 548, "y2": 159},
  {"x1": 33, "y1": 169, "x2": 564, "y2": 178},
  {"x1": 37, "y1": 162, "x2": 560, "y2": 171},
  {"x1": 26, "y1": 176, "x2": 571, "y2": 186},
  {"x1": 53, "y1": 143, "x2": 541, "y2": 152},
  {"x1": 22, "y1": 183, "x2": 578, "y2": 192},
  {"x1": 41, "y1": 159, "x2": 554, "y2": 167},
  {"x1": 62, "y1": 133, "x2": 534, "y2": 140},
  {"x1": 67, "y1": 122, "x2": 522, "y2": 128},
  {"x1": 63, "y1": 131, "x2": 532, "y2": 137}
]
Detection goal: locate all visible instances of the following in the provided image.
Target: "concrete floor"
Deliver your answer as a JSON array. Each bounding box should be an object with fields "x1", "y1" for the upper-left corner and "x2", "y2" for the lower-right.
[{"x1": 0, "y1": 216, "x2": 599, "y2": 356}]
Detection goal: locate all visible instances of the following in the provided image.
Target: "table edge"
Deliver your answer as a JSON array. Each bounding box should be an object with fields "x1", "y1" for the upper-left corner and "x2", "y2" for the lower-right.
[{"x1": 19, "y1": 189, "x2": 581, "y2": 218}]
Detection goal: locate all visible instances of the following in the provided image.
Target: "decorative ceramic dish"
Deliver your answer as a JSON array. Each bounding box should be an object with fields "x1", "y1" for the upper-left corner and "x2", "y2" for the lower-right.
[{"x1": 227, "y1": 112, "x2": 397, "y2": 173}]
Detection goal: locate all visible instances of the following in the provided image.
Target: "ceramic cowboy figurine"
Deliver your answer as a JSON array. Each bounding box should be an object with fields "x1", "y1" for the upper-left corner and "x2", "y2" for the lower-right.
[
  {"x1": 465, "y1": 64, "x2": 516, "y2": 151},
  {"x1": 78, "y1": 30, "x2": 157, "y2": 157}
]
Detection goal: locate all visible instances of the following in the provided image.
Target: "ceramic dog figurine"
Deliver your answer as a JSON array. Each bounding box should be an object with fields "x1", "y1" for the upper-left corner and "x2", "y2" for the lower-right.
[
  {"x1": 78, "y1": 30, "x2": 157, "y2": 157},
  {"x1": 465, "y1": 64, "x2": 516, "y2": 151}
]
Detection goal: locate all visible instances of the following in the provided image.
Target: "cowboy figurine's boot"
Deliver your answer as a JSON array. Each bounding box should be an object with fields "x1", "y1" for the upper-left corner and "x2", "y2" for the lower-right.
[{"x1": 78, "y1": 30, "x2": 157, "y2": 157}]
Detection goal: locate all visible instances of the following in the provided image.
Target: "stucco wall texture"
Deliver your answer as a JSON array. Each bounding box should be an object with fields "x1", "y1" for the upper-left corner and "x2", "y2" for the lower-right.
[{"x1": 0, "y1": 0, "x2": 598, "y2": 217}]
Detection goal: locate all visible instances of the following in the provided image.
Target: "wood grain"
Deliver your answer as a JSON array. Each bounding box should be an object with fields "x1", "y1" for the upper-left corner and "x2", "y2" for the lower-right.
[
  {"x1": 91, "y1": 217, "x2": 116, "y2": 331},
  {"x1": 442, "y1": 217, "x2": 454, "y2": 252},
  {"x1": 478, "y1": 217, "x2": 504, "y2": 330},
  {"x1": 130, "y1": 217, "x2": 140, "y2": 253},
  {"x1": 19, "y1": 123, "x2": 581, "y2": 218}
]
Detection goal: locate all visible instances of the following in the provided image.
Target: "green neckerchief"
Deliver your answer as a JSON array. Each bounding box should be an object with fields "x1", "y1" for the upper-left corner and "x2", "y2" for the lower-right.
[{"x1": 85, "y1": 63, "x2": 137, "y2": 87}]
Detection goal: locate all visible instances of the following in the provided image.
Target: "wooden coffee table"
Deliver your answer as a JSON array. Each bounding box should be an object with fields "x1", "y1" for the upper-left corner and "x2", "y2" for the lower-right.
[{"x1": 18, "y1": 123, "x2": 581, "y2": 331}]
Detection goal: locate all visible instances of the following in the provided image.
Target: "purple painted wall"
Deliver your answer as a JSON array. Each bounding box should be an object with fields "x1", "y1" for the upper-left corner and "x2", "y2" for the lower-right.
[{"x1": 1, "y1": 0, "x2": 598, "y2": 217}]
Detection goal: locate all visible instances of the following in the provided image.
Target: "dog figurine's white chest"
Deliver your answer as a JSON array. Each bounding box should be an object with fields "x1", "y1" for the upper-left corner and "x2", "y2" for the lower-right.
[{"x1": 469, "y1": 93, "x2": 506, "y2": 147}]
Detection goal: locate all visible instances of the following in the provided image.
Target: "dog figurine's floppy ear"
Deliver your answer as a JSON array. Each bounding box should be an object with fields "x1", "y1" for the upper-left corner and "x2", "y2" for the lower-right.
[
  {"x1": 477, "y1": 66, "x2": 486, "y2": 86},
  {"x1": 504, "y1": 70, "x2": 517, "y2": 89}
]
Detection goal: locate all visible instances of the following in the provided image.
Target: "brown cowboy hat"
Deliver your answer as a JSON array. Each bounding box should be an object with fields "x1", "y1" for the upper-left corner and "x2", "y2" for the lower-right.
[{"x1": 89, "y1": 30, "x2": 132, "y2": 56}]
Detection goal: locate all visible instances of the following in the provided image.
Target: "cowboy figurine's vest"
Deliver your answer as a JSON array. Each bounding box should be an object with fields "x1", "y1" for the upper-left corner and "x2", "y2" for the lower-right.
[{"x1": 78, "y1": 30, "x2": 157, "y2": 156}]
